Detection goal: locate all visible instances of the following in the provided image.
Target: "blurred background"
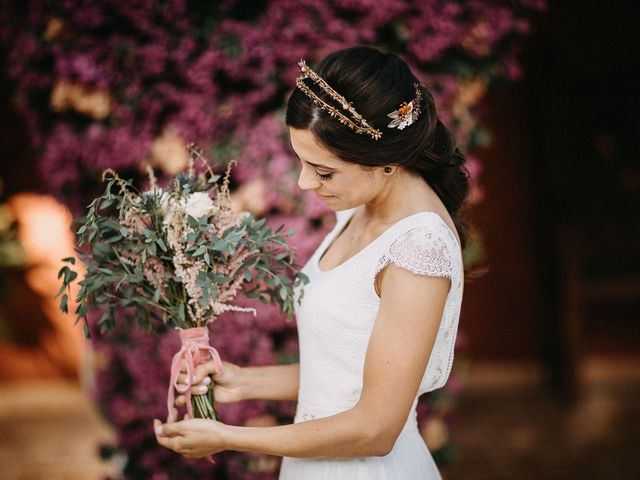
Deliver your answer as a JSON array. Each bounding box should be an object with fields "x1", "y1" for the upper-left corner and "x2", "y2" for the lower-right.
[{"x1": 0, "y1": 1, "x2": 638, "y2": 479}]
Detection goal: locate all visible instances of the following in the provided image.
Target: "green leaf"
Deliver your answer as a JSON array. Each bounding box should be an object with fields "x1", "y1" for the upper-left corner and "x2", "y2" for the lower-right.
[
  {"x1": 100, "y1": 198, "x2": 115, "y2": 209},
  {"x1": 62, "y1": 257, "x2": 76, "y2": 265},
  {"x1": 60, "y1": 294, "x2": 68, "y2": 313},
  {"x1": 196, "y1": 271, "x2": 209, "y2": 289},
  {"x1": 58, "y1": 266, "x2": 69, "y2": 280},
  {"x1": 275, "y1": 251, "x2": 289, "y2": 261},
  {"x1": 105, "y1": 234, "x2": 123, "y2": 244},
  {"x1": 55, "y1": 283, "x2": 67, "y2": 298},
  {"x1": 193, "y1": 245, "x2": 207, "y2": 257},
  {"x1": 187, "y1": 216, "x2": 199, "y2": 228},
  {"x1": 199, "y1": 293, "x2": 209, "y2": 308},
  {"x1": 82, "y1": 322, "x2": 91, "y2": 339},
  {"x1": 212, "y1": 240, "x2": 228, "y2": 252},
  {"x1": 76, "y1": 303, "x2": 88, "y2": 317}
]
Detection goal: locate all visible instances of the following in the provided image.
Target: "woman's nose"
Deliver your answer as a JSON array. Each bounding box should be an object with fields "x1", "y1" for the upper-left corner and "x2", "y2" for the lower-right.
[{"x1": 297, "y1": 166, "x2": 320, "y2": 191}]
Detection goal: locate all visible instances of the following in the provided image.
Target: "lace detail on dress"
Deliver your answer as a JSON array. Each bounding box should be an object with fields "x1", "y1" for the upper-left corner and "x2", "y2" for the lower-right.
[{"x1": 373, "y1": 226, "x2": 455, "y2": 281}]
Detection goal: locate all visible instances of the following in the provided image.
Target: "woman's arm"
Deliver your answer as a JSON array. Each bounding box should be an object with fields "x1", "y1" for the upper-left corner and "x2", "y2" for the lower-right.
[
  {"x1": 157, "y1": 264, "x2": 449, "y2": 459},
  {"x1": 177, "y1": 361, "x2": 300, "y2": 404},
  {"x1": 240, "y1": 363, "x2": 300, "y2": 401}
]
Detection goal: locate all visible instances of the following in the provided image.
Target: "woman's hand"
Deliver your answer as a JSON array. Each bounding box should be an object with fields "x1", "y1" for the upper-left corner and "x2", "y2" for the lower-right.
[
  {"x1": 175, "y1": 360, "x2": 245, "y2": 409},
  {"x1": 154, "y1": 418, "x2": 229, "y2": 459}
]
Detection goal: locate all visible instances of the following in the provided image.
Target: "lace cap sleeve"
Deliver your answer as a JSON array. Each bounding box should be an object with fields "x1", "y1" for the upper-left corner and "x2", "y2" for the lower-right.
[{"x1": 374, "y1": 225, "x2": 455, "y2": 282}]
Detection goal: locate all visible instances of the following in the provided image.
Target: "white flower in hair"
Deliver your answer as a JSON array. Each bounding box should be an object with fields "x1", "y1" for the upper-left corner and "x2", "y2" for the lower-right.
[
  {"x1": 387, "y1": 83, "x2": 423, "y2": 130},
  {"x1": 387, "y1": 102, "x2": 419, "y2": 130}
]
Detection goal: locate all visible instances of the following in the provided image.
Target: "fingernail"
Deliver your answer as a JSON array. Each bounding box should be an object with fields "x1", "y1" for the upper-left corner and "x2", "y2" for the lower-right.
[
  {"x1": 202, "y1": 376, "x2": 211, "y2": 385},
  {"x1": 192, "y1": 374, "x2": 198, "y2": 382},
  {"x1": 155, "y1": 424, "x2": 162, "y2": 435},
  {"x1": 197, "y1": 385, "x2": 208, "y2": 393}
]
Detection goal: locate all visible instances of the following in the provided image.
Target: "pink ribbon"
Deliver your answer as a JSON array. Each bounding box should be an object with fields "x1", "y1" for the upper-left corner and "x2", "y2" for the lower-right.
[{"x1": 167, "y1": 327, "x2": 224, "y2": 423}]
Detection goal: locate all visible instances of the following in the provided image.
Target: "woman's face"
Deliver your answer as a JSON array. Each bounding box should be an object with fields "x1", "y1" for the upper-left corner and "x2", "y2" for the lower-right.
[{"x1": 289, "y1": 127, "x2": 385, "y2": 211}]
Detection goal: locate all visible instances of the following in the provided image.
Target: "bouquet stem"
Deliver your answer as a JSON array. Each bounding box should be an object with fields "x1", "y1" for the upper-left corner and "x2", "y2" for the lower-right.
[
  {"x1": 192, "y1": 375, "x2": 217, "y2": 420},
  {"x1": 168, "y1": 327, "x2": 223, "y2": 423}
]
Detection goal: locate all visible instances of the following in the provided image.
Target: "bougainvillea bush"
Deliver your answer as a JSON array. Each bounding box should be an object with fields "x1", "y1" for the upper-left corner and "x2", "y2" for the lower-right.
[{"x1": 0, "y1": 0, "x2": 544, "y2": 478}]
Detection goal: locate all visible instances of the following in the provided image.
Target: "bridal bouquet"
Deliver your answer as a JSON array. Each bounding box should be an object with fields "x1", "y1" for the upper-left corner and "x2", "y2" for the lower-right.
[{"x1": 58, "y1": 146, "x2": 307, "y2": 421}]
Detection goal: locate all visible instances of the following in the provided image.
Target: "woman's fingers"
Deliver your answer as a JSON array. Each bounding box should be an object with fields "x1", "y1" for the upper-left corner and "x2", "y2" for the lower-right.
[
  {"x1": 190, "y1": 384, "x2": 210, "y2": 396},
  {"x1": 177, "y1": 370, "x2": 213, "y2": 388},
  {"x1": 194, "y1": 361, "x2": 220, "y2": 383},
  {"x1": 175, "y1": 382, "x2": 211, "y2": 410},
  {"x1": 154, "y1": 419, "x2": 182, "y2": 452},
  {"x1": 176, "y1": 372, "x2": 189, "y2": 386}
]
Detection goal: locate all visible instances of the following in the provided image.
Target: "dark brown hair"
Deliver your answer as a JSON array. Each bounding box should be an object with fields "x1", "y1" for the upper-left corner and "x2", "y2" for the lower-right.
[{"x1": 286, "y1": 45, "x2": 471, "y2": 249}]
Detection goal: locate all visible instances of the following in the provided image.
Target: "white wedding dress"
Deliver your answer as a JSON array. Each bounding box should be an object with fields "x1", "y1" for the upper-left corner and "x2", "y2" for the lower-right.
[{"x1": 279, "y1": 207, "x2": 464, "y2": 480}]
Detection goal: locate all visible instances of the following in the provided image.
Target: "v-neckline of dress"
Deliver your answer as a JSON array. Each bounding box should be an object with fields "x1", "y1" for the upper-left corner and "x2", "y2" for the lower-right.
[{"x1": 315, "y1": 209, "x2": 451, "y2": 274}]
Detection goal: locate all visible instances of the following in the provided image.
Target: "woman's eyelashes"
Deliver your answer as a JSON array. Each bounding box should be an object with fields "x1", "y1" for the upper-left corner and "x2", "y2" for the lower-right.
[{"x1": 315, "y1": 171, "x2": 333, "y2": 181}]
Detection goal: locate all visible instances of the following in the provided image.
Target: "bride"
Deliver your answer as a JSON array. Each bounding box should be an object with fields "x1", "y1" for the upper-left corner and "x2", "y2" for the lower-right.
[{"x1": 155, "y1": 45, "x2": 468, "y2": 479}]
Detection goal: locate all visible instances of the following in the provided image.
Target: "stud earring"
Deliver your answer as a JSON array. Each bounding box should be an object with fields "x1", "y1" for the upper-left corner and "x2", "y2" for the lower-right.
[{"x1": 383, "y1": 167, "x2": 393, "y2": 174}]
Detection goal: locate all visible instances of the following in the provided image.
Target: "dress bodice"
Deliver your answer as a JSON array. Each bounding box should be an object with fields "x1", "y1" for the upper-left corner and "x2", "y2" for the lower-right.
[{"x1": 293, "y1": 207, "x2": 464, "y2": 424}]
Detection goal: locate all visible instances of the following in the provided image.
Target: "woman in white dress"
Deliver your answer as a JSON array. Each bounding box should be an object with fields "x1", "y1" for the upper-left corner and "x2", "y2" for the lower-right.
[{"x1": 155, "y1": 45, "x2": 468, "y2": 480}]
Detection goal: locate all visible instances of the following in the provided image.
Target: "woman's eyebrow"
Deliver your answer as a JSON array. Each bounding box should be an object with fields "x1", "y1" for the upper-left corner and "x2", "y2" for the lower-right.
[
  {"x1": 289, "y1": 141, "x2": 337, "y2": 170},
  {"x1": 304, "y1": 160, "x2": 336, "y2": 171}
]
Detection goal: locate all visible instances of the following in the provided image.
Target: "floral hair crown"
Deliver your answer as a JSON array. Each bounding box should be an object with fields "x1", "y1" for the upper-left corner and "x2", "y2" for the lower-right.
[{"x1": 295, "y1": 60, "x2": 423, "y2": 141}]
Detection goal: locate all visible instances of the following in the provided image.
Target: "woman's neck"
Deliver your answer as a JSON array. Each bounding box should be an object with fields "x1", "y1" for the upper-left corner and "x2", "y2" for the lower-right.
[{"x1": 361, "y1": 170, "x2": 440, "y2": 226}]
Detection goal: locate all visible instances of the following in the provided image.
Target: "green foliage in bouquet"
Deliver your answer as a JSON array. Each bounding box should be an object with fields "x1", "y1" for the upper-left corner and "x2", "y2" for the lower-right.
[{"x1": 57, "y1": 147, "x2": 308, "y2": 337}]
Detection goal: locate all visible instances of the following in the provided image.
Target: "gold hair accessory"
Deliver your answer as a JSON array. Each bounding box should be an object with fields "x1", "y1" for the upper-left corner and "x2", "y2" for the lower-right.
[
  {"x1": 296, "y1": 60, "x2": 383, "y2": 140},
  {"x1": 387, "y1": 84, "x2": 422, "y2": 130}
]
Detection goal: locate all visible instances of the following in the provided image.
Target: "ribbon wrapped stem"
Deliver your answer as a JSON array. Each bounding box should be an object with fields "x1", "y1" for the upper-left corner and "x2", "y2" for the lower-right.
[{"x1": 167, "y1": 327, "x2": 223, "y2": 423}]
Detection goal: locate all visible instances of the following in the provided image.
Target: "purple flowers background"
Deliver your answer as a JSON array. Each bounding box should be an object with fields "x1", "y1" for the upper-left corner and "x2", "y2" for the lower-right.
[{"x1": 0, "y1": 0, "x2": 544, "y2": 478}]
